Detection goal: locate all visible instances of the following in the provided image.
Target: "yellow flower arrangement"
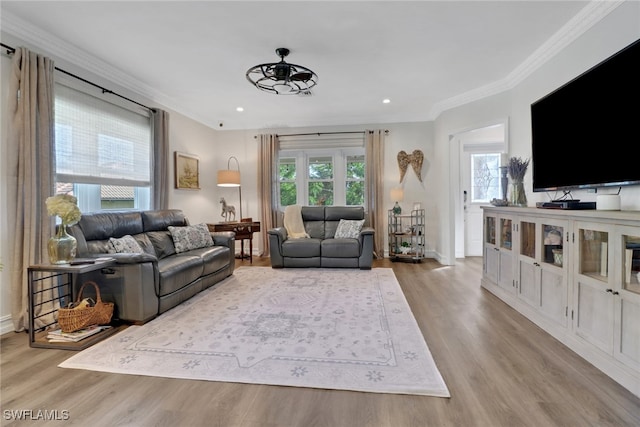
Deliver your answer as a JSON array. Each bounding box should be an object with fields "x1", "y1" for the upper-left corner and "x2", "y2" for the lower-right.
[{"x1": 46, "y1": 194, "x2": 81, "y2": 226}]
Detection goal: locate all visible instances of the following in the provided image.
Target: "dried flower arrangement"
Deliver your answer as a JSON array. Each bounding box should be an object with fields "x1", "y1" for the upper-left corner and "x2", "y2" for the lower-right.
[
  {"x1": 507, "y1": 157, "x2": 530, "y2": 182},
  {"x1": 46, "y1": 194, "x2": 81, "y2": 226}
]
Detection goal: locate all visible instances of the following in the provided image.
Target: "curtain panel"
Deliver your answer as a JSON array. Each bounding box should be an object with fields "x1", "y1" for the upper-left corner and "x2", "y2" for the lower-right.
[
  {"x1": 8, "y1": 47, "x2": 56, "y2": 331},
  {"x1": 365, "y1": 130, "x2": 385, "y2": 259},
  {"x1": 258, "y1": 134, "x2": 279, "y2": 256},
  {"x1": 152, "y1": 109, "x2": 170, "y2": 210}
]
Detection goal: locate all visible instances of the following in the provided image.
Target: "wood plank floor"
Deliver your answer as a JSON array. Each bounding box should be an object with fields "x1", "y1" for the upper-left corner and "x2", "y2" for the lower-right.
[{"x1": 2, "y1": 257, "x2": 639, "y2": 427}]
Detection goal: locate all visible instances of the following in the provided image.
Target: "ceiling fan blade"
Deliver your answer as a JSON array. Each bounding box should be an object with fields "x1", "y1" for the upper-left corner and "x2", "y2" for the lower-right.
[{"x1": 290, "y1": 72, "x2": 312, "y2": 81}]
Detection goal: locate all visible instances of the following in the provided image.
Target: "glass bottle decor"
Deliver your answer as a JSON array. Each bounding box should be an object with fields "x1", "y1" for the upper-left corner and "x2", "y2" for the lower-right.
[
  {"x1": 392, "y1": 201, "x2": 402, "y2": 215},
  {"x1": 510, "y1": 180, "x2": 528, "y2": 207},
  {"x1": 48, "y1": 224, "x2": 77, "y2": 264}
]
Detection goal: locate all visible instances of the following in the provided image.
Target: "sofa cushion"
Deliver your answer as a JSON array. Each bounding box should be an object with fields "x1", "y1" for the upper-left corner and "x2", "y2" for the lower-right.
[
  {"x1": 78, "y1": 211, "x2": 143, "y2": 241},
  {"x1": 334, "y1": 219, "x2": 365, "y2": 239},
  {"x1": 181, "y1": 246, "x2": 230, "y2": 275},
  {"x1": 282, "y1": 238, "x2": 322, "y2": 258},
  {"x1": 157, "y1": 255, "x2": 204, "y2": 297},
  {"x1": 142, "y1": 209, "x2": 187, "y2": 232},
  {"x1": 147, "y1": 231, "x2": 177, "y2": 259},
  {"x1": 168, "y1": 223, "x2": 214, "y2": 253},
  {"x1": 321, "y1": 239, "x2": 361, "y2": 258},
  {"x1": 108, "y1": 235, "x2": 144, "y2": 253}
]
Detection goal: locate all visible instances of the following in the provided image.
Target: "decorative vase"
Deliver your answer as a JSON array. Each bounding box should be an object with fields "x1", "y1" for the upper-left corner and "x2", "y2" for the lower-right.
[
  {"x1": 392, "y1": 202, "x2": 402, "y2": 215},
  {"x1": 510, "y1": 180, "x2": 528, "y2": 207},
  {"x1": 48, "y1": 224, "x2": 77, "y2": 264}
]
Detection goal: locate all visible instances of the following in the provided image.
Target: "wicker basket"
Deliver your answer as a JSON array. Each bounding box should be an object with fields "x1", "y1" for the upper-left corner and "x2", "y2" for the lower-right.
[{"x1": 57, "y1": 281, "x2": 114, "y2": 333}]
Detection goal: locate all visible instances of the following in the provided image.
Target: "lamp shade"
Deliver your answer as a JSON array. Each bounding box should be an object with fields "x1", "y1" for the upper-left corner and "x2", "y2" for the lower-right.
[
  {"x1": 217, "y1": 170, "x2": 240, "y2": 187},
  {"x1": 390, "y1": 187, "x2": 404, "y2": 202}
]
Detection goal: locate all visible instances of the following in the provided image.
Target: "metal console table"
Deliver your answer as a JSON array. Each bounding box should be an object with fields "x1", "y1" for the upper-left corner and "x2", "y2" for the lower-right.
[{"x1": 27, "y1": 259, "x2": 120, "y2": 350}]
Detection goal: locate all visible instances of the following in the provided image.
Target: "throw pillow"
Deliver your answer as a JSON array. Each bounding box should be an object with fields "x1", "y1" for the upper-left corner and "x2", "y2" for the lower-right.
[
  {"x1": 168, "y1": 223, "x2": 214, "y2": 253},
  {"x1": 334, "y1": 219, "x2": 365, "y2": 239},
  {"x1": 108, "y1": 235, "x2": 144, "y2": 254}
]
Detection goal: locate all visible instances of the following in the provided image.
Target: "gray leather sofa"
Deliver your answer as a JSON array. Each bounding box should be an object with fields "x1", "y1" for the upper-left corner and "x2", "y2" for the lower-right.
[
  {"x1": 268, "y1": 206, "x2": 374, "y2": 269},
  {"x1": 68, "y1": 209, "x2": 235, "y2": 323}
]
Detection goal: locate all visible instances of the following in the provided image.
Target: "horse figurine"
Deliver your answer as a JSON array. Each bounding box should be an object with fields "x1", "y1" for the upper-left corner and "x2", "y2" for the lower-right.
[{"x1": 220, "y1": 197, "x2": 236, "y2": 222}]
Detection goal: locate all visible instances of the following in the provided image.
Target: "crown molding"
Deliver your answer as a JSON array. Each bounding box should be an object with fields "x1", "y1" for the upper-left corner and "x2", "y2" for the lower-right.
[{"x1": 429, "y1": 0, "x2": 624, "y2": 120}]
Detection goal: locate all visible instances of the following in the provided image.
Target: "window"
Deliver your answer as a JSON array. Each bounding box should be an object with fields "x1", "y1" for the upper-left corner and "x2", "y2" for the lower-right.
[
  {"x1": 279, "y1": 157, "x2": 297, "y2": 206},
  {"x1": 470, "y1": 153, "x2": 501, "y2": 203},
  {"x1": 346, "y1": 154, "x2": 365, "y2": 205},
  {"x1": 308, "y1": 156, "x2": 334, "y2": 205},
  {"x1": 278, "y1": 149, "x2": 366, "y2": 207},
  {"x1": 54, "y1": 83, "x2": 152, "y2": 212}
]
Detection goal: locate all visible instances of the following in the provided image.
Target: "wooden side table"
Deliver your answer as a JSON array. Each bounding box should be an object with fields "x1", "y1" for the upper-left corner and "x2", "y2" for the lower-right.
[
  {"x1": 208, "y1": 221, "x2": 261, "y2": 263},
  {"x1": 27, "y1": 258, "x2": 120, "y2": 350}
]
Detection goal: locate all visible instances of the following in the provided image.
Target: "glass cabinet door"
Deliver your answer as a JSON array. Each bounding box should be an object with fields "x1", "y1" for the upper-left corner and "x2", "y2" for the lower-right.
[
  {"x1": 623, "y1": 234, "x2": 640, "y2": 294},
  {"x1": 500, "y1": 218, "x2": 512, "y2": 250},
  {"x1": 486, "y1": 216, "x2": 496, "y2": 245},
  {"x1": 520, "y1": 221, "x2": 535, "y2": 259},
  {"x1": 579, "y1": 228, "x2": 609, "y2": 281},
  {"x1": 543, "y1": 224, "x2": 564, "y2": 267}
]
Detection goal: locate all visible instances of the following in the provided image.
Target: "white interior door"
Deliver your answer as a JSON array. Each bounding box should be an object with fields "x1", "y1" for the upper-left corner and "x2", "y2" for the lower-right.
[
  {"x1": 453, "y1": 121, "x2": 508, "y2": 259},
  {"x1": 462, "y1": 151, "x2": 484, "y2": 256}
]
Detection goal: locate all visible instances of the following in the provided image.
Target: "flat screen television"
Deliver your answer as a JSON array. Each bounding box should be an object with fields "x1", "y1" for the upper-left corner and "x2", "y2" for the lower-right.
[{"x1": 531, "y1": 38, "x2": 640, "y2": 193}]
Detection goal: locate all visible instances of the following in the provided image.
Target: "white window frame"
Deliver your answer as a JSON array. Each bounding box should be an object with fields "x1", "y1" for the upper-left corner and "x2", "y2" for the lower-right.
[{"x1": 278, "y1": 147, "x2": 366, "y2": 208}]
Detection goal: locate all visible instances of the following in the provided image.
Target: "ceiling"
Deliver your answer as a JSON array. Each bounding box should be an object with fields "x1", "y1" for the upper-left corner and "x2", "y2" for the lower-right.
[{"x1": 1, "y1": 1, "x2": 595, "y2": 131}]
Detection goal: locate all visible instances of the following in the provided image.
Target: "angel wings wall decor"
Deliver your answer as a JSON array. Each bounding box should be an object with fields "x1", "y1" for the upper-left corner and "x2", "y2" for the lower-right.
[{"x1": 397, "y1": 149, "x2": 424, "y2": 183}]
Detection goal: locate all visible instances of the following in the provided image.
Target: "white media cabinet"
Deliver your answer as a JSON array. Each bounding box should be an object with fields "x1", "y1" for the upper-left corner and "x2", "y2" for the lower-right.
[{"x1": 481, "y1": 206, "x2": 640, "y2": 398}]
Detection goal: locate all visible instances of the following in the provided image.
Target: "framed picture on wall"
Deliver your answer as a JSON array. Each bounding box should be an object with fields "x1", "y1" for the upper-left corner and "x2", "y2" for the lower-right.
[{"x1": 174, "y1": 152, "x2": 200, "y2": 190}]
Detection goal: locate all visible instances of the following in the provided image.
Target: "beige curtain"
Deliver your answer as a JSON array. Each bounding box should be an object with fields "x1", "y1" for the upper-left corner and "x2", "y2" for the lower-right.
[
  {"x1": 152, "y1": 109, "x2": 170, "y2": 210},
  {"x1": 8, "y1": 48, "x2": 56, "y2": 331},
  {"x1": 365, "y1": 130, "x2": 385, "y2": 258},
  {"x1": 257, "y1": 134, "x2": 279, "y2": 256}
]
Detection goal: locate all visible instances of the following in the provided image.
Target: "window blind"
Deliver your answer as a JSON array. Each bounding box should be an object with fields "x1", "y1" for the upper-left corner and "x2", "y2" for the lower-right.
[{"x1": 54, "y1": 83, "x2": 151, "y2": 187}]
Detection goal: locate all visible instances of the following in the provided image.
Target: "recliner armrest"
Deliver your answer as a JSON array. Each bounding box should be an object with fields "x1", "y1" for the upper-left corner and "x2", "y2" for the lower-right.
[
  {"x1": 211, "y1": 231, "x2": 235, "y2": 248},
  {"x1": 360, "y1": 227, "x2": 375, "y2": 236},
  {"x1": 268, "y1": 227, "x2": 288, "y2": 241},
  {"x1": 109, "y1": 253, "x2": 158, "y2": 264}
]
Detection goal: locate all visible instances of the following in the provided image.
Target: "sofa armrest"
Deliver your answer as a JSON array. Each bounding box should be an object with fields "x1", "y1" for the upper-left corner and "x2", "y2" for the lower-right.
[
  {"x1": 360, "y1": 227, "x2": 374, "y2": 236},
  {"x1": 267, "y1": 227, "x2": 288, "y2": 241},
  {"x1": 267, "y1": 227, "x2": 288, "y2": 267},
  {"x1": 211, "y1": 231, "x2": 235, "y2": 248},
  {"x1": 211, "y1": 231, "x2": 236, "y2": 274},
  {"x1": 108, "y1": 253, "x2": 158, "y2": 264},
  {"x1": 358, "y1": 228, "x2": 375, "y2": 269}
]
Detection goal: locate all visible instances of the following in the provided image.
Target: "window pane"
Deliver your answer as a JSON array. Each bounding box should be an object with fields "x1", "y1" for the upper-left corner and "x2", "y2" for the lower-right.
[
  {"x1": 471, "y1": 153, "x2": 500, "y2": 202},
  {"x1": 346, "y1": 155, "x2": 365, "y2": 180},
  {"x1": 308, "y1": 156, "x2": 333, "y2": 179},
  {"x1": 100, "y1": 185, "x2": 135, "y2": 209},
  {"x1": 346, "y1": 181, "x2": 364, "y2": 205},
  {"x1": 309, "y1": 182, "x2": 333, "y2": 205},
  {"x1": 279, "y1": 158, "x2": 296, "y2": 180},
  {"x1": 280, "y1": 182, "x2": 297, "y2": 206}
]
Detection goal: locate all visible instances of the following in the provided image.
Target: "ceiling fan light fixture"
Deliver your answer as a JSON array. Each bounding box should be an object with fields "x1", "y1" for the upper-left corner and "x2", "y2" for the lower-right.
[{"x1": 246, "y1": 47, "x2": 318, "y2": 95}]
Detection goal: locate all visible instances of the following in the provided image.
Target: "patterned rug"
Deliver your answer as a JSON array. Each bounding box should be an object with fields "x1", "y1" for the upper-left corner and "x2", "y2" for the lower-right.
[{"x1": 60, "y1": 267, "x2": 450, "y2": 397}]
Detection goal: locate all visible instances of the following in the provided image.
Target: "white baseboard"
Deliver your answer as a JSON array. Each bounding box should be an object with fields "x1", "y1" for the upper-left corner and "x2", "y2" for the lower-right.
[{"x1": 0, "y1": 314, "x2": 14, "y2": 335}]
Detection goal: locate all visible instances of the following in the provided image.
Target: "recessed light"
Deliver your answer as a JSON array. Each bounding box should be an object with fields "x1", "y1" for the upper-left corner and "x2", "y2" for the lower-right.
[
  {"x1": 382, "y1": 99, "x2": 391, "y2": 104},
  {"x1": 236, "y1": 107, "x2": 244, "y2": 112}
]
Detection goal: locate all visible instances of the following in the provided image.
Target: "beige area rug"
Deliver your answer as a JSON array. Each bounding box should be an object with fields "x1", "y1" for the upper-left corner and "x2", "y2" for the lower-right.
[{"x1": 60, "y1": 267, "x2": 450, "y2": 397}]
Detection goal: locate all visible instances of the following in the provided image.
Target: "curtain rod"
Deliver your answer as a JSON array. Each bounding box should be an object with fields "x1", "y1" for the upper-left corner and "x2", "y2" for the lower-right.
[
  {"x1": 1, "y1": 42, "x2": 155, "y2": 112},
  {"x1": 254, "y1": 130, "x2": 389, "y2": 139}
]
